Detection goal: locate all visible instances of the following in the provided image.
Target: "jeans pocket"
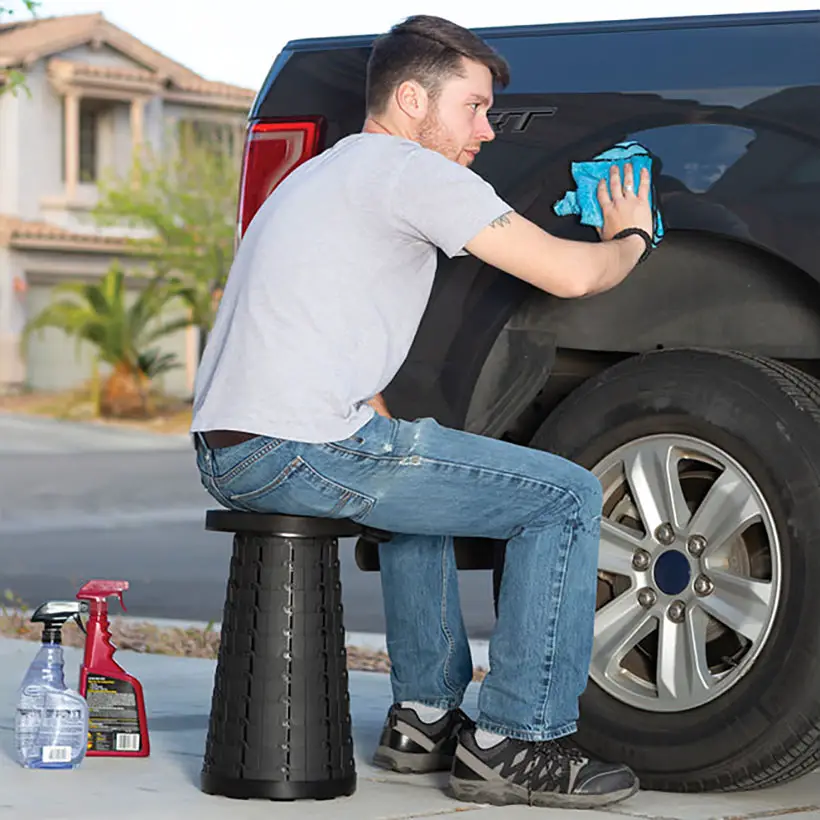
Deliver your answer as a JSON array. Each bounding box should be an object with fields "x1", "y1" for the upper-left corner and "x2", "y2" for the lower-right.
[
  {"x1": 211, "y1": 436, "x2": 285, "y2": 485},
  {"x1": 222, "y1": 455, "x2": 376, "y2": 521}
]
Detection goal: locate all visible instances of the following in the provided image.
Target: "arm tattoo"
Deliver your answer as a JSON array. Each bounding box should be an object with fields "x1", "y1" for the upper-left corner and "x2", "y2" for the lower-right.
[{"x1": 489, "y1": 211, "x2": 513, "y2": 229}]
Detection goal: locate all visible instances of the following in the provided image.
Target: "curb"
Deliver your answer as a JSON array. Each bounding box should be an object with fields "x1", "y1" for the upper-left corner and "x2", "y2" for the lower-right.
[
  {"x1": 344, "y1": 631, "x2": 490, "y2": 670},
  {"x1": 125, "y1": 616, "x2": 491, "y2": 669}
]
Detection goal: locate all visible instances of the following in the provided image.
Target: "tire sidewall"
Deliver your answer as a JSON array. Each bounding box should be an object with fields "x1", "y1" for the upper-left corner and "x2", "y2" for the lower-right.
[{"x1": 529, "y1": 349, "x2": 820, "y2": 785}]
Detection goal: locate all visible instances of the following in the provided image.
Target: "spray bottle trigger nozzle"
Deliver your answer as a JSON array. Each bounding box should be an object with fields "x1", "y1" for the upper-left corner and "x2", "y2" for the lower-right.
[
  {"x1": 116, "y1": 591, "x2": 127, "y2": 613},
  {"x1": 76, "y1": 580, "x2": 130, "y2": 610}
]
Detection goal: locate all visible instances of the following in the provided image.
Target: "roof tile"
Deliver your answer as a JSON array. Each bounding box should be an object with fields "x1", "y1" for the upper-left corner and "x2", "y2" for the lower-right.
[
  {"x1": 0, "y1": 214, "x2": 143, "y2": 252},
  {"x1": 0, "y1": 12, "x2": 254, "y2": 99}
]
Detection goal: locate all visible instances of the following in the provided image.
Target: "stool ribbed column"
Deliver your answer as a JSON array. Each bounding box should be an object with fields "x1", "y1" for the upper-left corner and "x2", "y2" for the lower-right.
[{"x1": 201, "y1": 528, "x2": 355, "y2": 800}]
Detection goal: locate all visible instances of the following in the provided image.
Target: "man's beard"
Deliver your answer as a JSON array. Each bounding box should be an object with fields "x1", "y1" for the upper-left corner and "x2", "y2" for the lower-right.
[{"x1": 416, "y1": 110, "x2": 461, "y2": 163}]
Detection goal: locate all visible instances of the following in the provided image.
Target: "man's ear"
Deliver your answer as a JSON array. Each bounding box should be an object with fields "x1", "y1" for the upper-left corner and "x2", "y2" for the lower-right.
[{"x1": 394, "y1": 79, "x2": 429, "y2": 122}]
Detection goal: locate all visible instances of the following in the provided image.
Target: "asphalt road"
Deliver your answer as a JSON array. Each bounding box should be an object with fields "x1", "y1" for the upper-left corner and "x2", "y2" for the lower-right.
[{"x1": 0, "y1": 414, "x2": 496, "y2": 637}]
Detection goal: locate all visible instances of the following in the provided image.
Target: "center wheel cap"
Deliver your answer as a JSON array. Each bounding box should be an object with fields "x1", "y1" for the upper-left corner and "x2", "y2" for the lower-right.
[{"x1": 653, "y1": 549, "x2": 691, "y2": 596}]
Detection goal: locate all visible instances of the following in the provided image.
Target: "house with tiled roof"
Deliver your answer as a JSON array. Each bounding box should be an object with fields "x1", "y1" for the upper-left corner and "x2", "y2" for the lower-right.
[{"x1": 0, "y1": 12, "x2": 254, "y2": 395}]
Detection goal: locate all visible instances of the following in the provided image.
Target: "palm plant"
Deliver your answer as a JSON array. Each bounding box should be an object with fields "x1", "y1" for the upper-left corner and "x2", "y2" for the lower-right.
[
  {"x1": 94, "y1": 137, "x2": 239, "y2": 361},
  {"x1": 22, "y1": 262, "x2": 188, "y2": 418}
]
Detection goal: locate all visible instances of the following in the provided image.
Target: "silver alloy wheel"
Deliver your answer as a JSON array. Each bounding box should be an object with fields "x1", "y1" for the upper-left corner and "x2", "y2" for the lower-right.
[{"x1": 590, "y1": 434, "x2": 782, "y2": 713}]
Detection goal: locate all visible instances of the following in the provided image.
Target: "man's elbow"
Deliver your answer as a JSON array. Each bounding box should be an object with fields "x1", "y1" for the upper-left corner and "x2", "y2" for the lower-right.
[
  {"x1": 562, "y1": 281, "x2": 593, "y2": 299},
  {"x1": 547, "y1": 274, "x2": 595, "y2": 299}
]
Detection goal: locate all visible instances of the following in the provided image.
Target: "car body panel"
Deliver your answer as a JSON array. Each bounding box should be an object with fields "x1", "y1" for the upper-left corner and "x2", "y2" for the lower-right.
[{"x1": 252, "y1": 11, "x2": 820, "y2": 432}]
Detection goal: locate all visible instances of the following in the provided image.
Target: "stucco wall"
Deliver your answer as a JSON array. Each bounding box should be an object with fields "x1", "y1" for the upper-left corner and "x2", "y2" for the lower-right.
[
  {"x1": 0, "y1": 81, "x2": 20, "y2": 216},
  {"x1": 58, "y1": 44, "x2": 141, "y2": 70},
  {"x1": 0, "y1": 246, "x2": 25, "y2": 388}
]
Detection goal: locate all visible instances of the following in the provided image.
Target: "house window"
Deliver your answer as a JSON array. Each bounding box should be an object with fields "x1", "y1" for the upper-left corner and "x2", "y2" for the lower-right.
[
  {"x1": 61, "y1": 98, "x2": 105, "y2": 184},
  {"x1": 79, "y1": 101, "x2": 99, "y2": 182},
  {"x1": 177, "y1": 119, "x2": 242, "y2": 161}
]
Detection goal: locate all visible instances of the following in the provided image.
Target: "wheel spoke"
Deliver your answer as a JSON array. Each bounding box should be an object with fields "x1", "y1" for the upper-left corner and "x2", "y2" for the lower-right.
[
  {"x1": 593, "y1": 593, "x2": 656, "y2": 679},
  {"x1": 698, "y1": 569, "x2": 772, "y2": 642},
  {"x1": 598, "y1": 519, "x2": 644, "y2": 576},
  {"x1": 623, "y1": 440, "x2": 690, "y2": 536},
  {"x1": 688, "y1": 465, "x2": 763, "y2": 553},
  {"x1": 656, "y1": 607, "x2": 713, "y2": 706}
]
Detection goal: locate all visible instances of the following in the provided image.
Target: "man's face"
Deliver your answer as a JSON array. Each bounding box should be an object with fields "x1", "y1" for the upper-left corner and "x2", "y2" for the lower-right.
[{"x1": 416, "y1": 58, "x2": 496, "y2": 167}]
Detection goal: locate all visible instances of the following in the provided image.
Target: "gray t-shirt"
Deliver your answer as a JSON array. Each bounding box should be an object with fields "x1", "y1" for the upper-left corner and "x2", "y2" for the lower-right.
[{"x1": 191, "y1": 132, "x2": 512, "y2": 443}]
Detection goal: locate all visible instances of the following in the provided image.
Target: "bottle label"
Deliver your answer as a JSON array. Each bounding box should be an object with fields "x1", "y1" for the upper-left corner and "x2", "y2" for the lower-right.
[
  {"x1": 42, "y1": 746, "x2": 72, "y2": 764},
  {"x1": 85, "y1": 675, "x2": 142, "y2": 753},
  {"x1": 15, "y1": 687, "x2": 87, "y2": 767}
]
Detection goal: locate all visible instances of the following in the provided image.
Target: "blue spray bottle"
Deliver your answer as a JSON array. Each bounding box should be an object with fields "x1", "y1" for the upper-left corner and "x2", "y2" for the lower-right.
[{"x1": 14, "y1": 601, "x2": 90, "y2": 769}]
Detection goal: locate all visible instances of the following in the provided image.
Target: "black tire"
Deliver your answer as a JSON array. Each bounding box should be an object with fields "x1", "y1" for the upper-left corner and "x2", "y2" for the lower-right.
[{"x1": 497, "y1": 348, "x2": 820, "y2": 792}]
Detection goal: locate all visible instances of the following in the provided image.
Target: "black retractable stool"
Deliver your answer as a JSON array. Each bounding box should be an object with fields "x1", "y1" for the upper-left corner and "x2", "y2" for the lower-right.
[{"x1": 201, "y1": 509, "x2": 389, "y2": 801}]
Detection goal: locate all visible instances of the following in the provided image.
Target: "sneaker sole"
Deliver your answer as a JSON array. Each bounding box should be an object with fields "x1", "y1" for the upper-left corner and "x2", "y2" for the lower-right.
[
  {"x1": 449, "y1": 776, "x2": 640, "y2": 809},
  {"x1": 373, "y1": 747, "x2": 453, "y2": 774}
]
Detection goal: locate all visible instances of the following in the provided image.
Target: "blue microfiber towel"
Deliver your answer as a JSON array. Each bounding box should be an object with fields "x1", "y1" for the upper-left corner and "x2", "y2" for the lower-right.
[{"x1": 553, "y1": 141, "x2": 665, "y2": 247}]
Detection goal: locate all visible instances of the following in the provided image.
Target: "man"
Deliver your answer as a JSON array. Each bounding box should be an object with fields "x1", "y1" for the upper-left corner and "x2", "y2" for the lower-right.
[{"x1": 191, "y1": 14, "x2": 654, "y2": 810}]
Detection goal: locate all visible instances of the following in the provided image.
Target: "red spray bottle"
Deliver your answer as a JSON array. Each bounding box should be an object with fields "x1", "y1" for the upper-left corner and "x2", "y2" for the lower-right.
[{"x1": 76, "y1": 580, "x2": 149, "y2": 757}]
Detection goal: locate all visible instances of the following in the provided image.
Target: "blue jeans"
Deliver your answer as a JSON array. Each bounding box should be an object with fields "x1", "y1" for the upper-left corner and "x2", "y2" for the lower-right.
[{"x1": 194, "y1": 413, "x2": 602, "y2": 742}]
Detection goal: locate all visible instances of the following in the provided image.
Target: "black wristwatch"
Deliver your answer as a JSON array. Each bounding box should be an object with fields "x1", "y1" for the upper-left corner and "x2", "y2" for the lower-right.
[{"x1": 612, "y1": 227, "x2": 654, "y2": 264}]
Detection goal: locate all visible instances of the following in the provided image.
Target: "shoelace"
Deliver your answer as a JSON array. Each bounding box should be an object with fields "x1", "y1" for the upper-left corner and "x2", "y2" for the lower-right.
[
  {"x1": 532, "y1": 738, "x2": 586, "y2": 762},
  {"x1": 519, "y1": 742, "x2": 566, "y2": 790},
  {"x1": 555, "y1": 736, "x2": 588, "y2": 765},
  {"x1": 523, "y1": 738, "x2": 588, "y2": 790}
]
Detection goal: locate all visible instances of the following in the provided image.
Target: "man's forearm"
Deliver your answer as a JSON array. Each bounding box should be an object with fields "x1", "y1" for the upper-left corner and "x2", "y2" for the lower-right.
[
  {"x1": 367, "y1": 393, "x2": 392, "y2": 418},
  {"x1": 582, "y1": 235, "x2": 646, "y2": 296}
]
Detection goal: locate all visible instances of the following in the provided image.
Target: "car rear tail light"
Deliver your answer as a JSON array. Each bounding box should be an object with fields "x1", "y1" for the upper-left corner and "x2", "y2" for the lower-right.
[{"x1": 235, "y1": 118, "x2": 324, "y2": 242}]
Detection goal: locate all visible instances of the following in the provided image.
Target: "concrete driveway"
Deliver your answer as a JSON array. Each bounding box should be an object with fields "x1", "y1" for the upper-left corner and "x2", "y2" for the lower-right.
[{"x1": 2, "y1": 637, "x2": 819, "y2": 820}]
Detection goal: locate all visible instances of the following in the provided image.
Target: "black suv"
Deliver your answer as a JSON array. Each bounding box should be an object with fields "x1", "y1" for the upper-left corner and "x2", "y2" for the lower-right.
[{"x1": 234, "y1": 10, "x2": 820, "y2": 794}]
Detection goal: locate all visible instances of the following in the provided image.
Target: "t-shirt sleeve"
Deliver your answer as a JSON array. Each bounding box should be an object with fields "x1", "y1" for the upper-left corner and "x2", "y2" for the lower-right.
[{"x1": 390, "y1": 145, "x2": 513, "y2": 259}]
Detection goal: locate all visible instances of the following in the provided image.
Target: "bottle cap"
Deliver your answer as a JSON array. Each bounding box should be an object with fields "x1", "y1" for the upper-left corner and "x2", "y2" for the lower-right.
[
  {"x1": 31, "y1": 601, "x2": 87, "y2": 644},
  {"x1": 31, "y1": 601, "x2": 86, "y2": 623}
]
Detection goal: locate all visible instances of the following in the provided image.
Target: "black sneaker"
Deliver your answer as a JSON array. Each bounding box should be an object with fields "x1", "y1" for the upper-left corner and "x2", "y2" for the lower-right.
[
  {"x1": 372, "y1": 704, "x2": 473, "y2": 774},
  {"x1": 449, "y1": 726, "x2": 639, "y2": 808}
]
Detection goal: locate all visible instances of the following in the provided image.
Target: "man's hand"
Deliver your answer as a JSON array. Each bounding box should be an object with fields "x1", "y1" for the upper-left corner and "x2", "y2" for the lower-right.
[
  {"x1": 464, "y1": 160, "x2": 656, "y2": 299},
  {"x1": 367, "y1": 393, "x2": 392, "y2": 418},
  {"x1": 596, "y1": 162, "x2": 653, "y2": 241}
]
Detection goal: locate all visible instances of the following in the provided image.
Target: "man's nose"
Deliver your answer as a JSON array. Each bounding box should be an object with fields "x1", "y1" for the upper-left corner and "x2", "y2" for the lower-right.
[{"x1": 476, "y1": 113, "x2": 495, "y2": 142}]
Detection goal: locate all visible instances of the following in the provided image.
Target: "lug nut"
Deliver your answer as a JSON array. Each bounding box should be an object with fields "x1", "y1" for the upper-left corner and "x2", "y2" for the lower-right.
[
  {"x1": 667, "y1": 600, "x2": 686, "y2": 623},
  {"x1": 655, "y1": 523, "x2": 675, "y2": 545},
  {"x1": 637, "y1": 587, "x2": 658, "y2": 609},
  {"x1": 632, "y1": 549, "x2": 651, "y2": 571},
  {"x1": 694, "y1": 574, "x2": 714, "y2": 596},
  {"x1": 687, "y1": 534, "x2": 707, "y2": 557}
]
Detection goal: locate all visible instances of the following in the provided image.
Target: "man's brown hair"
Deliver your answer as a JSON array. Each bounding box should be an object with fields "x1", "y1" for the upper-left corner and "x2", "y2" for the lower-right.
[{"x1": 366, "y1": 15, "x2": 511, "y2": 115}]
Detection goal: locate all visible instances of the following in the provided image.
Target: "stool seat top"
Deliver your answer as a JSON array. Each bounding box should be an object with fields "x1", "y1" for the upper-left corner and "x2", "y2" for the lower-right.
[{"x1": 205, "y1": 509, "x2": 389, "y2": 540}]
